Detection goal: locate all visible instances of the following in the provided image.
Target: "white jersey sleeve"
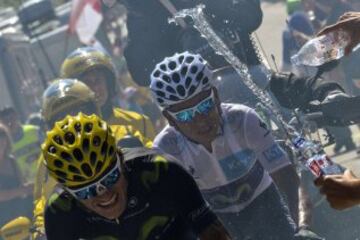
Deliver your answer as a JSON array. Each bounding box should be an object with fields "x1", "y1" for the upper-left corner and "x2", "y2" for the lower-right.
[{"x1": 244, "y1": 108, "x2": 291, "y2": 173}]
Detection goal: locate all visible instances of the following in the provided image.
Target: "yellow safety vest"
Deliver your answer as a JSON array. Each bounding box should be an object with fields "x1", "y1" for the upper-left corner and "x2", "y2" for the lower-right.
[{"x1": 12, "y1": 125, "x2": 41, "y2": 183}]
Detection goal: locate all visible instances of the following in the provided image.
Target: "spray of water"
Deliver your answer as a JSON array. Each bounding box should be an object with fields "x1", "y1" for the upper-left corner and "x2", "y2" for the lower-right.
[{"x1": 170, "y1": 4, "x2": 296, "y2": 136}]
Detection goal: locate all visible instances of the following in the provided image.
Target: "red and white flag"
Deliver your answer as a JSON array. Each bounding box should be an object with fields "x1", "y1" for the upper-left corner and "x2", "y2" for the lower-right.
[{"x1": 68, "y1": 0, "x2": 103, "y2": 44}]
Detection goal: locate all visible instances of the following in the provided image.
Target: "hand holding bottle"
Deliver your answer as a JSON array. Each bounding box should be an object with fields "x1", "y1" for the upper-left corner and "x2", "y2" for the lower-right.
[
  {"x1": 315, "y1": 169, "x2": 360, "y2": 210},
  {"x1": 317, "y1": 11, "x2": 360, "y2": 55}
]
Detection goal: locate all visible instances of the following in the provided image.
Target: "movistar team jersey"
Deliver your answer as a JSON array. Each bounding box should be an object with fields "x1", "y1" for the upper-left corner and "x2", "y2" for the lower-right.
[
  {"x1": 32, "y1": 125, "x2": 153, "y2": 236},
  {"x1": 154, "y1": 103, "x2": 291, "y2": 213},
  {"x1": 44, "y1": 149, "x2": 217, "y2": 240}
]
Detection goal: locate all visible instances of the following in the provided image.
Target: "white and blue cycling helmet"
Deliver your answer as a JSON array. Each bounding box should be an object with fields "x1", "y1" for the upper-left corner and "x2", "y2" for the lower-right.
[{"x1": 150, "y1": 52, "x2": 213, "y2": 108}]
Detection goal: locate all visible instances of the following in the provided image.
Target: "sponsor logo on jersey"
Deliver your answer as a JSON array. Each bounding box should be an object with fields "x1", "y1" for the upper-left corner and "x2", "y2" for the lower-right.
[
  {"x1": 262, "y1": 144, "x2": 284, "y2": 163},
  {"x1": 202, "y1": 161, "x2": 264, "y2": 210}
]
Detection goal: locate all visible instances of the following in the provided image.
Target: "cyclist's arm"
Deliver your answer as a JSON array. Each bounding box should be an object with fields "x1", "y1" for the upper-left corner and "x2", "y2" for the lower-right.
[
  {"x1": 44, "y1": 193, "x2": 78, "y2": 240},
  {"x1": 245, "y1": 109, "x2": 300, "y2": 223}
]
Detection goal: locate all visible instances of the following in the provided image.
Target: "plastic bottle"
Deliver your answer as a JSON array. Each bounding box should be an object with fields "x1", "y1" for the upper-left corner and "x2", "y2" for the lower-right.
[
  {"x1": 292, "y1": 136, "x2": 344, "y2": 177},
  {"x1": 291, "y1": 30, "x2": 360, "y2": 66}
]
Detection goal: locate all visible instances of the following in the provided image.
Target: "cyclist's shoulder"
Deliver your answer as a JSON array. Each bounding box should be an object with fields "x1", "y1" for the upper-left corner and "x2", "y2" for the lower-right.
[
  {"x1": 122, "y1": 148, "x2": 173, "y2": 172},
  {"x1": 153, "y1": 126, "x2": 185, "y2": 155},
  {"x1": 221, "y1": 103, "x2": 254, "y2": 128}
]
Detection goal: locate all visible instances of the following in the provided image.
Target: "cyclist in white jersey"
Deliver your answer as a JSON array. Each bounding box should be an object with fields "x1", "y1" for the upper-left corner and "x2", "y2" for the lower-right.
[{"x1": 150, "y1": 52, "x2": 323, "y2": 240}]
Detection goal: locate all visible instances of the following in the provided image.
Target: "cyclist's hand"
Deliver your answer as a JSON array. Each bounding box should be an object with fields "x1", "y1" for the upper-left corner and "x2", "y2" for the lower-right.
[
  {"x1": 317, "y1": 11, "x2": 360, "y2": 55},
  {"x1": 294, "y1": 227, "x2": 324, "y2": 240}
]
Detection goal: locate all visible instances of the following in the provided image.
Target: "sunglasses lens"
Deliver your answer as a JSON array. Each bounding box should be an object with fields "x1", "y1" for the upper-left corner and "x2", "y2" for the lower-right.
[
  {"x1": 198, "y1": 98, "x2": 214, "y2": 114},
  {"x1": 74, "y1": 188, "x2": 90, "y2": 200},
  {"x1": 101, "y1": 168, "x2": 121, "y2": 188},
  {"x1": 175, "y1": 110, "x2": 193, "y2": 123},
  {"x1": 71, "y1": 164, "x2": 121, "y2": 200}
]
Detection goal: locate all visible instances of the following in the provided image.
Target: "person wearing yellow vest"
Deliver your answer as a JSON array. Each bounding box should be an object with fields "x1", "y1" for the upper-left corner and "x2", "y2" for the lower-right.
[
  {"x1": 32, "y1": 79, "x2": 152, "y2": 238},
  {"x1": 0, "y1": 107, "x2": 41, "y2": 183},
  {"x1": 60, "y1": 47, "x2": 157, "y2": 140}
]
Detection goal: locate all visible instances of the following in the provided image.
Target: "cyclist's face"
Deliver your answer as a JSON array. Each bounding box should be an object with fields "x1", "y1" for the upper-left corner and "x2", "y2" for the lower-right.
[
  {"x1": 81, "y1": 69, "x2": 109, "y2": 107},
  {"x1": 165, "y1": 88, "x2": 222, "y2": 145},
  {"x1": 80, "y1": 173, "x2": 128, "y2": 220}
]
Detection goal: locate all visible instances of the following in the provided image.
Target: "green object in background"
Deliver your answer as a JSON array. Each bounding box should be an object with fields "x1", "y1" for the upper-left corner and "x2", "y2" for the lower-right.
[{"x1": 287, "y1": 0, "x2": 301, "y2": 15}]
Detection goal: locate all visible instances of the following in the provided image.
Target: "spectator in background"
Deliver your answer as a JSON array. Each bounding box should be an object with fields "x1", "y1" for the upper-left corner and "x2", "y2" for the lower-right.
[
  {"x1": 282, "y1": 10, "x2": 317, "y2": 77},
  {"x1": 0, "y1": 107, "x2": 41, "y2": 184},
  {"x1": 299, "y1": 0, "x2": 357, "y2": 154},
  {"x1": 0, "y1": 123, "x2": 32, "y2": 227}
]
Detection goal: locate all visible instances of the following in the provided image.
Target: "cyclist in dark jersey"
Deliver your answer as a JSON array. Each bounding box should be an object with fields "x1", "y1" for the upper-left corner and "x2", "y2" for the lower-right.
[{"x1": 42, "y1": 113, "x2": 230, "y2": 240}]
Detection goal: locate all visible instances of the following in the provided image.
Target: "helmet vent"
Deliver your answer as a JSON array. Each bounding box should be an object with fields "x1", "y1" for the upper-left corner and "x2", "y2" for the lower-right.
[
  {"x1": 64, "y1": 132, "x2": 75, "y2": 144},
  {"x1": 55, "y1": 170, "x2": 67, "y2": 178},
  {"x1": 185, "y1": 77, "x2": 192, "y2": 89},
  {"x1": 169, "y1": 95, "x2": 180, "y2": 101},
  {"x1": 162, "y1": 75, "x2": 170, "y2": 83},
  {"x1": 176, "y1": 86, "x2": 186, "y2": 97},
  {"x1": 203, "y1": 77, "x2": 209, "y2": 85},
  {"x1": 181, "y1": 66, "x2": 188, "y2": 76},
  {"x1": 190, "y1": 66, "x2": 198, "y2": 74},
  {"x1": 196, "y1": 71, "x2": 204, "y2": 81},
  {"x1": 172, "y1": 73, "x2": 180, "y2": 83},
  {"x1": 178, "y1": 55, "x2": 185, "y2": 63},
  {"x1": 74, "y1": 123, "x2": 82, "y2": 132},
  {"x1": 84, "y1": 123, "x2": 93, "y2": 133},
  {"x1": 188, "y1": 86, "x2": 196, "y2": 96},
  {"x1": 53, "y1": 135, "x2": 63, "y2": 145},
  {"x1": 160, "y1": 64, "x2": 167, "y2": 71},
  {"x1": 82, "y1": 138, "x2": 90, "y2": 153},
  {"x1": 95, "y1": 161, "x2": 103, "y2": 173},
  {"x1": 156, "y1": 81, "x2": 163, "y2": 89},
  {"x1": 57, "y1": 178, "x2": 66, "y2": 184},
  {"x1": 81, "y1": 163, "x2": 93, "y2": 177},
  {"x1": 61, "y1": 152, "x2": 73, "y2": 162},
  {"x1": 168, "y1": 61, "x2": 176, "y2": 70},
  {"x1": 73, "y1": 175, "x2": 85, "y2": 182},
  {"x1": 54, "y1": 160, "x2": 64, "y2": 168},
  {"x1": 68, "y1": 165, "x2": 80, "y2": 174},
  {"x1": 93, "y1": 136, "x2": 101, "y2": 147},
  {"x1": 165, "y1": 86, "x2": 176, "y2": 94},
  {"x1": 153, "y1": 70, "x2": 161, "y2": 78},
  {"x1": 90, "y1": 152, "x2": 97, "y2": 166},
  {"x1": 73, "y1": 148, "x2": 83, "y2": 162},
  {"x1": 155, "y1": 91, "x2": 165, "y2": 97},
  {"x1": 48, "y1": 145, "x2": 57, "y2": 154},
  {"x1": 108, "y1": 146, "x2": 114, "y2": 156},
  {"x1": 101, "y1": 142, "x2": 108, "y2": 156},
  {"x1": 185, "y1": 56, "x2": 194, "y2": 64}
]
